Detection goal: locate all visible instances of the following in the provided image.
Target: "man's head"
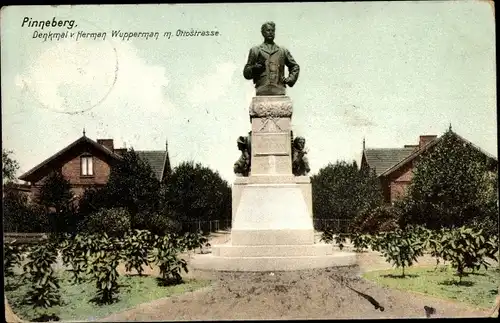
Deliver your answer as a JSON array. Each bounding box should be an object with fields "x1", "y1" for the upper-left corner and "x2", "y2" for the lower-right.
[
  {"x1": 294, "y1": 137, "x2": 306, "y2": 150},
  {"x1": 261, "y1": 21, "x2": 275, "y2": 42}
]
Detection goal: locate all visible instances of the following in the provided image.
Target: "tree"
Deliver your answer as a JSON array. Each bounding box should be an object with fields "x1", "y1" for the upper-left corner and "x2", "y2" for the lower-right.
[
  {"x1": 399, "y1": 130, "x2": 497, "y2": 230},
  {"x1": 164, "y1": 161, "x2": 231, "y2": 225},
  {"x1": 100, "y1": 149, "x2": 165, "y2": 231},
  {"x1": 37, "y1": 171, "x2": 76, "y2": 233},
  {"x1": 38, "y1": 171, "x2": 74, "y2": 213},
  {"x1": 2, "y1": 149, "x2": 19, "y2": 184},
  {"x1": 311, "y1": 160, "x2": 383, "y2": 223},
  {"x1": 3, "y1": 187, "x2": 48, "y2": 232}
]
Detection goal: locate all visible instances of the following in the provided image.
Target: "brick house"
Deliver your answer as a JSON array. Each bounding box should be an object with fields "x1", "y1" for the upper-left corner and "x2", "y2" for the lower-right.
[
  {"x1": 18, "y1": 133, "x2": 172, "y2": 201},
  {"x1": 361, "y1": 130, "x2": 498, "y2": 203}
]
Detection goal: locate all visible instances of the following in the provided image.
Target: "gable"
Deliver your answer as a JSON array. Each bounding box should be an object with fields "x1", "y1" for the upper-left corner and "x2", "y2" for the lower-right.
[
  {"x1": 19, "y1": 137, "x2": 121, "y2": 183},
  {"x1": 136, "y1": 151, "x2": 167, "y2": 181},
  {"x1": 381, "y1": 131, "x2": 497, "y2": 177},
  {"x1": 363, "y1": 148, "x2": 416, "y2": 176}
]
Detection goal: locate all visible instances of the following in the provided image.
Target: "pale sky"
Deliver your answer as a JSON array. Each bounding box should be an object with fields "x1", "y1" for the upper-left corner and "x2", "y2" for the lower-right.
[{"x1": 1, "y1": 2, "x2": 497, "y2": 183}]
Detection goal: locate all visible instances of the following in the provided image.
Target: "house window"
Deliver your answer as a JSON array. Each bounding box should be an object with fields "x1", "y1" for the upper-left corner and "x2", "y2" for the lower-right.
[{"x1": 80, "y1": 156, "x2": 93, "y2": 176}]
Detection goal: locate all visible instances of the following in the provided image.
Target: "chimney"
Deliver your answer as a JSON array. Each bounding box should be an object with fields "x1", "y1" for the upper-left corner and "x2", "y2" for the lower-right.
[
  {"x1": 419, "y1": 135, "x2": 437, "y2": 149},
  {"x1": 97, "y1": 139, "x2": 114, "y2": 151},
  {"x1": 114, "y1": 148, "x2": 127, "y2": 156}
]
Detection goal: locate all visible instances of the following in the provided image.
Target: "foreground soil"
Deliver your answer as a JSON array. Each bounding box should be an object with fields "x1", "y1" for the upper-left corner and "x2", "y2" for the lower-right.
[
  {"x1": 101, "y1": 232, "x2": 491, "y2": 321},
  {"x1": 100, "y1": 266, "x2": 489, "y2": 321}
]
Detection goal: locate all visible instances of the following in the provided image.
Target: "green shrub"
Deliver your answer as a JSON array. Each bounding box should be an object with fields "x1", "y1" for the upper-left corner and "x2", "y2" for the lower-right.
[
  {"x1": 439, "y1": 226, "x2": 495, "y2": 282},
  {"x1": 148, "y1": 235, "x2": 188, "y2": 285},
  {"x1": 350, "y1": 232, "x2": 371, "y2": 252},
  {"x1": 121, "y1": 229, "x2": 155, "y2": 276},
  {"x1": 320, "y1": 228, "x2": 335, "y2": 244},
  {"x1": 351, "y1": 205, "x2": 400, "y2": 234},
  {"x1": 86, "y1": 233, "x2": 122, "y2": 304},
  {"x1": 59, "y1": 234, "x2": 90, "y2": 284},
  {"x1": 377, "y1": 228, "x2": 424, "y2": 277},
  {"x1": 3, "y1": 240, "x2": 24, "y2": 277},
  {"x1": 334, "y1": 233, "x2": 349, "y2": 250},
  {"x1": 82, "y1": 207, "x2": 131, "y2": 237},
  {"x1": 22, "y1": 242, "x2": 62, "y2": 313}
]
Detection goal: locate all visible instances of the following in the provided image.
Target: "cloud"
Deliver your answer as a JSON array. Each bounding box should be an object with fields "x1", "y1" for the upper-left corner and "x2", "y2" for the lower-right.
[
  {"x1": 340, "y1": 104, "x2": 376, "y2": 128},
  {"x1": 187, "y1": 61, "x2": 238, "y2": 106},
  {"x1": 10, "y1": 38, "x2": 177, "y2": 161},
  {"x1": 14, "y1": 39, "x2": 172, "y2": 115}
]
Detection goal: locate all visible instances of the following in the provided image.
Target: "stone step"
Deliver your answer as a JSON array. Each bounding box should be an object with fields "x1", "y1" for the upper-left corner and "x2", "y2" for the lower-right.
[
  {"x1": 212, "y1": 243, "x2": 333, "y2": 257},
  {"x1": 231, "y1": 229, "x2": 314, "y2": 245},
  {"x1": 190, "y1": 252, "x2": 357, "y2": 272}
]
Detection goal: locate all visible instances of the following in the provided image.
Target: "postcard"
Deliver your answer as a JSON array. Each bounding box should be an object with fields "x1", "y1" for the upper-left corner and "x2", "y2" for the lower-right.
[{"x1": 2, "y1": 2, "x2": 497, "y2": 321}]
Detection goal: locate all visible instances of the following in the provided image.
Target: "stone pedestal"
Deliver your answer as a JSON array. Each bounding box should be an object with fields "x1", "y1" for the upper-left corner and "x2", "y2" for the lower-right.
[{"x1": 190, "y1": 95, "x2": 356, "y2": 271}]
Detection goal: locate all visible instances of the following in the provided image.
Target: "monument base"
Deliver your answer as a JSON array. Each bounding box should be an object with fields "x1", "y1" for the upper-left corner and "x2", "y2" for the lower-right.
[
  {"x1": 189, "y1": 251, "x2": 357, "y2": 272},
  {"x1": 192, "y1": 94, "x2": 358, "y2": 272},
  {"x1": 190, "y1": 179, "x2": 357, "y2": 272}
]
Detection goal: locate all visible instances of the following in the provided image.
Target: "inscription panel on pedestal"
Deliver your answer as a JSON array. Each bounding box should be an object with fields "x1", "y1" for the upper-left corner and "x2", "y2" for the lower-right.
[
  {"x1": 251, "y1": 155, "x2": 292, "y2": 175},
  {"x1": 253, "y1": 133, "x2": 290, "y2": 156}
]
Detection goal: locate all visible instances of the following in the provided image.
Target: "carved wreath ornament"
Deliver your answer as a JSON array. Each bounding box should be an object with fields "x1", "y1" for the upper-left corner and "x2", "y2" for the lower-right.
[{"x1": 249, "y1": 101, "x2": 293, "y2": 118}]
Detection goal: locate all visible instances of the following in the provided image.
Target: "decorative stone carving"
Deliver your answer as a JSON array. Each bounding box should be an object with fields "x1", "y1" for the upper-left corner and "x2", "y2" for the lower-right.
[
  {"x1": 292, "y1": 136, "x2": 310, "y2": 176},
  {"x1": 233, "y1": 134, "x2": 252, "y2": 176},
  {"x1": 249, "y1": 96, "x2": 293, "y2": 118}
]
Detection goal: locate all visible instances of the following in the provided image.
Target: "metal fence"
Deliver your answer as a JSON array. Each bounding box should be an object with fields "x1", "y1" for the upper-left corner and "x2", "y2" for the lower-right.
[
  {"x1": 313, "y1": 218, "x2": 351, "y2": 233},
  {"x1": 180, "y1": 219, "x2": 232, "y2": 234},
  {"x1": 4, "y1": 232, "x2": 48, "y2": 244},
  {"x1": 181, "y1": 218, "x2": 352, "y2": 234},
  {"x1": 4, "y1": 219, "x2": 350, "y2": 239}
]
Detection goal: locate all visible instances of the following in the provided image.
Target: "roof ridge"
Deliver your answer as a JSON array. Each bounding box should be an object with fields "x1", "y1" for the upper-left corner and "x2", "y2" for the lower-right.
[{"x1": 365, "y1": 147, "x2": 415, "y2": 150}]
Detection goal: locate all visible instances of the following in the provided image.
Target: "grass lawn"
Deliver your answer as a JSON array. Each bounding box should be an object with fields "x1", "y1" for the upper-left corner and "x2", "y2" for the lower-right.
[
  {"x1": 5, "y1": 270, "x2": 211, "y2": 322},
  {"x1": 363, "y1": 265, "x2": 499, "y2": 310}
]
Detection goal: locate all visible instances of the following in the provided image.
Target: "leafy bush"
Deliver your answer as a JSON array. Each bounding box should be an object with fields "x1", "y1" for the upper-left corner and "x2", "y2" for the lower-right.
[
  {"x1": 439, "y1": 226, "x2": 497, "y2": 282},
  {"x1": 320, "y1": 228, "x2": 335, "y2": 244},
  {"x1": 59, "y1": 234, "x2": 90, "y2": 284},
  {"x1": 181, "y1": 231, "x2": 210, "y2": 253},
  {"x1": 82, "y1": 207, "x2": 131, "y2": 237},
  {"x1": 334, "y1": 233, "x2": 349, "y2": 250},
  {"x1": 349, "y1": 232, "x2": 371, "y2": 252},
  {"x1": 22, "y1": 242, "x2": 62, "y2": 311},
  {"x1": 3, "y1": 188, "x2": 49, "y2": 232},
  {"x1": 377, "y1": 228, "x2": 425, "y2": 277},
  {"x1": 121, "y1": 229, "x2": 155, "y2": 276},
  {"x1": 149, "y1": 235, "x2": 188, "y2": 285},
  {"x1": 86, "y1": 233, "x2": 122, "y2": 304},
  {"x1": 320, "y1": 229, "x2": 349, "y2": 250},
  {"x1": 351, "y1": 205, "x2": 400, "y2": 234},
  {"x1": 419, "y1": 227, "x2": 445, "y2": 269},
  {"x1": 4, "y1": 240, "x2": 24, "y2": 277}
]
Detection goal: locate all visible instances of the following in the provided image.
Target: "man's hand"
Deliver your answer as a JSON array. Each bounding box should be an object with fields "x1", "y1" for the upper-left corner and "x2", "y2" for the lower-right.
[
  {"x1": 282, "y1": 76, "x2": 290, "y2": 85},
  {"x1": 254, "y1": 63, "x2": 265, "y2": 71}
]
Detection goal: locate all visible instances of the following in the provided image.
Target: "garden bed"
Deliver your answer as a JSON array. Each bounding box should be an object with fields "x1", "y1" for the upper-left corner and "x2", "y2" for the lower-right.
[
  {"x1": 363, "y1": 265, "x2": 499, "y2": 310},
  {"x1": 5, "y1": 270, "x2": 210, "y2": 322}
]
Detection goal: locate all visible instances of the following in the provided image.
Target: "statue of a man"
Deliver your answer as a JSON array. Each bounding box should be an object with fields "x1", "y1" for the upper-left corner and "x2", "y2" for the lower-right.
[{"x1": 243, "y1": 21, "x2": 300, "y2": 96}]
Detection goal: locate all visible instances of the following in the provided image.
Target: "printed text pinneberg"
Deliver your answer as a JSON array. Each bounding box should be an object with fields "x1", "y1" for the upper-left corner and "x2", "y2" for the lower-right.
[{"x1": 22, "y1": 17, "x2": 76, "y2": 30}]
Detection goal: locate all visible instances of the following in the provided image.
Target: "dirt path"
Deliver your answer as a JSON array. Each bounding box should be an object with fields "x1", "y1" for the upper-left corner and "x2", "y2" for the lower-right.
[
  {"x1": 99, "y1": 232, "x2": 491, "y2": 321},
  {"x1": 101, "y1": 266, "x2": 489, "y2": 321}
]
